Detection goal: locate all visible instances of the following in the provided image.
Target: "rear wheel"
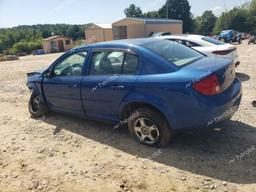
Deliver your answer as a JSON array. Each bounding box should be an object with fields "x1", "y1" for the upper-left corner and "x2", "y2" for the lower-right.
[
  {"x1": 128, "y1": 108, "x2": 172, "y2": 147},
  {"x1": 29, "y1": 92, "x2": 43, "y2": 117}
]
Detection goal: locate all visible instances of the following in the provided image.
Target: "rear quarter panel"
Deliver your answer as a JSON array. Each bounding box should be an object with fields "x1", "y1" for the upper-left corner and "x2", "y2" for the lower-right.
[{"x1": 119, "y1": 72, "x2": 202, "y2": 130}]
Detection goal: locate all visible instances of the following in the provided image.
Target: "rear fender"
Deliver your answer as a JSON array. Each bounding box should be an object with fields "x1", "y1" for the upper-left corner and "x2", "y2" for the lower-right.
[{"x1": 119, "y1": 92, "x2": 176, "y2": 129}]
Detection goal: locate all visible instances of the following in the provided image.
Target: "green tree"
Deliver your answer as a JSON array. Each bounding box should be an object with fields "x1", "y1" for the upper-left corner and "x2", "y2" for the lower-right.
[
  {"x1": 0, "y1": 40, "x2": 4, "y2": 53},
  {"x1": 6, "y1": 33, "x2": 15, "y2": 48},
  {"x1": 28, "y1": 41, "x2": 43, "y2": 51},
  {"x1": 143, "y1": 11, "x2": 160, "y2": 18},
  {"x1": 0, "y1": 24, "x2": 87, "y2": 55},
  {"x1": 66, "y1": 25, "x2": 84, "y2": 41},
  {"x1": 230, "y1": 9, "x2": 249, "y2": 32},
  {"x1": 158, "y1": 0, "x2": 193, "y2": 32},
  {"x1": 10, "y1": 41, "x2": 31, "y2": 54},
  {"x1": 195, "y1": 11, "x2": 217, "y2": 35},
  {"x1": 248, "y1": 0, "x2": 256, "y2": 31},
  {"x1": 214, "y1": 7, "x2": 251, "y2": 34},
  {"x1": 191, "y1": 16, "x2": 201, "y2": 34},
  {"x1": 124, "y1": 4, "x2": 143, "y2": 17}
]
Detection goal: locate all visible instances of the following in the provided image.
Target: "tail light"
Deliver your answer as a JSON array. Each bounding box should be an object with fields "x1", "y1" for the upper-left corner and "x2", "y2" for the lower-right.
[
  {"x1": 212, "y1": 48, "x2": 236, "y2": 55},
  {"x1": 192, "y1": 74, "x2": 222, "y2": 95}
]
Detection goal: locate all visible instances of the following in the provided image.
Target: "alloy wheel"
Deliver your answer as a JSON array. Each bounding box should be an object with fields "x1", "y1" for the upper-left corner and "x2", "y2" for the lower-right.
[{"x1": 134, "y1": 117, "x2": 160, "y2": 145}]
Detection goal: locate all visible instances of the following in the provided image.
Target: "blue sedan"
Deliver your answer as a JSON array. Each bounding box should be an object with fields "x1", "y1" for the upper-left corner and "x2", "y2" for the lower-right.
[{"x1": 27, "y1": 38, "x2": 242, "y2": 147}]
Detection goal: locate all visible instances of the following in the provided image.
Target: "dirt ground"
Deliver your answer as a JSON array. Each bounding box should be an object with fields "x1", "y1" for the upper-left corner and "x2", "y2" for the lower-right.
[{"x1": 0, "y1": 41, "x2": 256, "y2": 192}]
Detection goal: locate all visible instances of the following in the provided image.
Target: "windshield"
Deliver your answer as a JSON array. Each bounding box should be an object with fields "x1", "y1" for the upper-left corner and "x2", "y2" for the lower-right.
[
  {"x1": 221, "y1": 30, "x2": 231, "y2": 34},
  {"x1": 142, "y1": 40, "x2": 204, "y2": 67},
  {"x1": 202, "y1": 37, "x2": 225, "y2": 45}
]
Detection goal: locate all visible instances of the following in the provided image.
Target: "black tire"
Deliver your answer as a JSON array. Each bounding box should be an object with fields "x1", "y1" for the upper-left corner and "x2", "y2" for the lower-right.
[
  {"x1": 128, "y1": 108, "x2": 172, "y2": 147},
  {"x1": 29, "y1": 91, "x2": 43, "y2": 117},
  {"x1": 252, "y1": 101, "x2": 256, "y2": 107}
]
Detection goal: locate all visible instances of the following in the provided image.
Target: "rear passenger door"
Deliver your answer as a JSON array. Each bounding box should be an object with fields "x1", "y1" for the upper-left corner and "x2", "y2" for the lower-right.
[{"x1": 81, "y1": 49, "x2": 139, "y2": 121}]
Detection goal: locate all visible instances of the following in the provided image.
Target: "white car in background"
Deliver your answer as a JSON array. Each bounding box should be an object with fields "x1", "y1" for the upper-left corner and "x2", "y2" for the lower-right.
[{"x1": 157, "y1": 35, "x2": 240, "y2": 67}]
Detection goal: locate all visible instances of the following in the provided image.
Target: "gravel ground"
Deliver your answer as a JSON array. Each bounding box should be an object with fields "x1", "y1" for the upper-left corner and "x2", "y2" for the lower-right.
[{"x1": 0, "y1": 42, "x2": 255, "y2": 192}]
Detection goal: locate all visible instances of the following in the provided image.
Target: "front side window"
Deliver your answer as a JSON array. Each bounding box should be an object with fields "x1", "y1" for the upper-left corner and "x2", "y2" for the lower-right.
[
  {"x1": 142, "y1": 40, "x2": 204, "y2": 67},
  {"x1": 53, "y1": 51, "x2": 87, "y2": 77},
  {"x1": 89, "y1": 50, "x2": 138, "y2": 75}
]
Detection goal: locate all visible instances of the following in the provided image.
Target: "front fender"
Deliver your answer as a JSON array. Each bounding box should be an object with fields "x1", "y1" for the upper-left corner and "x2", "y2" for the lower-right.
[
  {"x1": 27, "y1": 75, "x2": 46, "y2": 105},
  {"x1": 27, "y1": 82, "x2": 39, "y2": 93}
]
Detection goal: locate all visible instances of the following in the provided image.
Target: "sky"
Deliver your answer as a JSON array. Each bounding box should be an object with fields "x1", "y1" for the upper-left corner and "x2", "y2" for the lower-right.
[{"x1": 0, "y1": 0, "x2": 250, "y2": 28}]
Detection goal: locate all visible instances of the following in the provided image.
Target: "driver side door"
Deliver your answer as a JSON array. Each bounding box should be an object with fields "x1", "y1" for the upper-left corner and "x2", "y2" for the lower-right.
[{"x1": 43, "y1": 50, "x2": 88, "y2": 115}]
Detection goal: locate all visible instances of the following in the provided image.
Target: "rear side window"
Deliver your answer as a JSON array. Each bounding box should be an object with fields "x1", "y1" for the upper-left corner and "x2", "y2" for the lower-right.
[
  {"x1": 170, "y1": 39, "x2": 200, "y2": 47},
  {"x1": 123, "y1": 54, "x2": 138, "y2": 74},
  {"x1": 142, "y1": 40, "x2": 204, "y2": 67},
  {"x1": 170, "y1": 39, "x2": 183, "y2": 44},
  {"x1": 184, "y1": 40, "x2": 200, "y2": 47},
  {"x1": 89, "y1": 50, "x2": 138, "y2": 75},
  {"x1": 202, "y1": 37, "x2": 225, "y2": 45}
]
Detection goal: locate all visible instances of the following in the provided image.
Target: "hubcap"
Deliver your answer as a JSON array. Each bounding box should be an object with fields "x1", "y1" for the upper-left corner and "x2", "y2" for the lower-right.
[{"x1": 134, "y1": 117, "x2": 160, "y2": 145}]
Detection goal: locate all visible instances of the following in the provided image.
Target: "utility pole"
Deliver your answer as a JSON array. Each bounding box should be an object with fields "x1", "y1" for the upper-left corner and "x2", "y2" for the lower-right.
[{"x1": 166, "y1": 0, "x2": 168, "y2": 19}]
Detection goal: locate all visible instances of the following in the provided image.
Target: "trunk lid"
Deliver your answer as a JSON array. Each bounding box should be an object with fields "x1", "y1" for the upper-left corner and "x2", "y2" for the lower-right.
[{"x1": 182, "y1": 57, "x2": 236, "y2": 94}]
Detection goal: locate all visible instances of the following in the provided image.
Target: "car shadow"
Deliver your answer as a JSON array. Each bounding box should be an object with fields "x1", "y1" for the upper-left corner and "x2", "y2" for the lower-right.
[
  {"x1": 236, "y1": 72, "x2": 250, "y2": 82},
  {"x1": 41, "y1": 113, "x2": 256, "y2": 184}
]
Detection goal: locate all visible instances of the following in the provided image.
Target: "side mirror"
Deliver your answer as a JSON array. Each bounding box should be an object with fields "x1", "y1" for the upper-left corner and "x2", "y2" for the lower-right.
[{"x1": 42, "y1": 70, "x2": 52, "y2": 79}]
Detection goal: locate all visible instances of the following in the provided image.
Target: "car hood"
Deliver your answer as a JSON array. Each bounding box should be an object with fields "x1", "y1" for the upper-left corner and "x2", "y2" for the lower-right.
[{"x1": 27, "y1": 68, "x2": 46, "y2": 77}]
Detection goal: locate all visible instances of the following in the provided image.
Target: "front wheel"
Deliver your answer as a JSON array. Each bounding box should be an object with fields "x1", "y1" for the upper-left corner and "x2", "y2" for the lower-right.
[
  {"x1": 29, "y1": 92, "x2": 43, "y2": 117},
  {"x1": 128, "y1": 108, "x2": 172, "y2": 147}
]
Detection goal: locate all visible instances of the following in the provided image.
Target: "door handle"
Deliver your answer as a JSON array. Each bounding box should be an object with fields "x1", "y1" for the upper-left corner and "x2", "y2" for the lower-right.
[
  {"x1": 111, "y1": 85, "x2": 125, "y2": 89},
  {"x1": 69, "y1": 84, "x2": 79, "y2": 88}
]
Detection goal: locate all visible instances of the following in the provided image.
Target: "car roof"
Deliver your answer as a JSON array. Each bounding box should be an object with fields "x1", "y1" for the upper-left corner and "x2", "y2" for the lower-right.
[
  {"x1": 157, "y1": 34, "x2": 224, "y2": 47},
  {"x1": 74, "y1": 38, "x2": 162, "y2": 50},
  {"x1": 221, "y1": 30, "x2": 234, "y2": 33},
  {"x1": 158, "y1": 34, "x2": 204, "y2": 39}
]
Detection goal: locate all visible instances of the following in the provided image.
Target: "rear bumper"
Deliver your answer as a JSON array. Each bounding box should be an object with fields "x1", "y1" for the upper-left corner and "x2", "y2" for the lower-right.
[
  {"x1": 168, "y1": 78, "x2": 242, "y2": 131},
  {"x1": 206, "y1": 87, "x2": 242, "y2": 127}
]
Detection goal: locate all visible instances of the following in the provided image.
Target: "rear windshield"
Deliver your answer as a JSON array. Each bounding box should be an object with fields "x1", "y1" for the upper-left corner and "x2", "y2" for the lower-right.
[
  {"x1": 142, "y1": 40, "x2": 204, "y2": 67},
  {"x1": 202, "y1": 37, "x2": 225, "y2": 45}
]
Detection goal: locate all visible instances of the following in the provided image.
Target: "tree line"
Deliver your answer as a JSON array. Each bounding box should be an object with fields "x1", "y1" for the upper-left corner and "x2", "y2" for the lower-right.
[
  {"x1": 124, "y1": 0, "x2": 256, "y2": 35},
  {"x1": 0, "y1": 24, "x2": 87, "y2": 54}
]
